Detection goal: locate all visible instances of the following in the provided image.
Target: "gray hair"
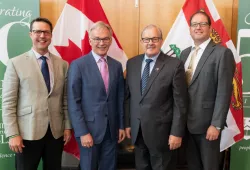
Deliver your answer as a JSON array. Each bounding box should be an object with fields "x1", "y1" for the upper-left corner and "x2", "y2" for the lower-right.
[
  {"x1": 141, "y1": 24, "x2": 163, "y2": 39},
  {"x1": 89, "y1": 21, "x2": 113, "y2": 38}
]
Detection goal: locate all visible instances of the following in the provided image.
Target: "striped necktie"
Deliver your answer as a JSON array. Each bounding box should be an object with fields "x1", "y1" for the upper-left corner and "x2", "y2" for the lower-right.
[{"x1": 141, "y1": 59, "x2": 153, "y2": 95}]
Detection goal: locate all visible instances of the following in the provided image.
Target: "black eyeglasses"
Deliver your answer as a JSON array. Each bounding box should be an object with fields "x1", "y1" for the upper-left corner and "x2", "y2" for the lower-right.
[
  {"x1": 141, "y1": 37, "x2": 162, "y2": 43},
  {"x1": 91, "y1": 37, "x2": 111, "y2": 43},
  {"x1": 32, "y1": 30, "x2": 52, "y2": 36},
  {"x1": 190, "y1": 22, "x2": 209, "y2": 28}
]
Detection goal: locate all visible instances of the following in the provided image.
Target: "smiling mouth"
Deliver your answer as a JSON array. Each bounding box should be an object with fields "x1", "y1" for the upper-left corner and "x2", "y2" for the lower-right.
[
  {"x1": 38, "y1": 40, "x2": 47, "y2": 43},
  {"x1": 147, "y1": 47, "x2": 155, "y2": 50},
  {"x1": 98, "y1": 47, "x2": 107, "y2": 50},
  {"x1": 195, "y1": 31, "x2": 203, "y2": 34}
]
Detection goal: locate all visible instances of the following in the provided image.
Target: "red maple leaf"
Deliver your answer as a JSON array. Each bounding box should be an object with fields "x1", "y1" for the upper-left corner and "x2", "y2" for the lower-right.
[
  {"x1": 54, "y1": 31, "x2": 92, "y2": 64},
  {"x1": 81, "y1": 31, "x2": 92, "y2": 56}
]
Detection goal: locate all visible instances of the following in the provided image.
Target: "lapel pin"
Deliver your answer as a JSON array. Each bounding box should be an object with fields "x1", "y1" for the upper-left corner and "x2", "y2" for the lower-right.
[{"x1": 155, "y1": 68, "x2": 159, "y2": 71}]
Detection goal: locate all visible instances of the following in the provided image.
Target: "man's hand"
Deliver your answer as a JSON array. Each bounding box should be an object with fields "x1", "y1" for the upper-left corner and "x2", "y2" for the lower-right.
[
  {"x1": 80, "y1": 133, "x2": 93, "y2": 148},
  {"x1": 63, "y1": 129, "x2": 72, "y2": 145},
  {"x1": 125, "y1": 127, "x2": 131, "y2": 139},
  {"x1": 168, "y1": 135, "x2": 182, "y2": 150},
  {"x1": 118, "y1": 129, "x2": 125, "y2": 143},
  {"x1": 9, "y1": 136, "x2": 25, "y2": 153},
  {"x1": 206, "y1": 125, "x2": 220, "y2": 141}
]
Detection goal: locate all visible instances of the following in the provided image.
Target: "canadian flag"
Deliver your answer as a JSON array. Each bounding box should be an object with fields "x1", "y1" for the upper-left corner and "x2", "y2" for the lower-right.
[
  {"x1": 49, "y1": 0, "x2": 128, "y2": 158},
  {"x1": 161, "y1": 0, "x2": 244, "y2": 151}
]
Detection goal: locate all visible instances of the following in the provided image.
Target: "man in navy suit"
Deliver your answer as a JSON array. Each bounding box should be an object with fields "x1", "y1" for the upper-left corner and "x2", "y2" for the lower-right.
[{"x1": 67, "y1": 21, "x2": 125, "y2": 170}]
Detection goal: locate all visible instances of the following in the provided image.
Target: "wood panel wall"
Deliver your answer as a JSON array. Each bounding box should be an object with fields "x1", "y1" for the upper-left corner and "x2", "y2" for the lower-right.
[{"x1": 40, "y1": 0, "x2": 239, "y2": 59}]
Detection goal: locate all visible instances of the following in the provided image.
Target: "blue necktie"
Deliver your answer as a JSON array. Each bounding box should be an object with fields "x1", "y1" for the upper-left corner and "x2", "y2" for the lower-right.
[
  {"x1": 40, "y1": 56, "x2": 50, "y2": 93},
  {"x1": 141, "y1": 59, "x2": 153, "y2": 95}
]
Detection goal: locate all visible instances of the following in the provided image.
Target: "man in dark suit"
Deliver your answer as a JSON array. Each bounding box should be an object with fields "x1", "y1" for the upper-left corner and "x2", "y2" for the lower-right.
[
  {"x1": 180, "y1": 11, "x2": 235, "y2": 170},
  {"x1": 125, "y1": 24, "x2": 188, "y2": 170},
  {"x1": 67, "y1": 21, "x2": 125, "y2": 170},
  {"x1": 2, "y1": 17, "x2": 72, "y2": 170}
]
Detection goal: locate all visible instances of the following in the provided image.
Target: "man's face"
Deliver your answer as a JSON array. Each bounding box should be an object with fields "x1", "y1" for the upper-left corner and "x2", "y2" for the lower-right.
[
  {"x1": 140, "y1": 27, "x2": 163, "y2": 58},
  {"x1": 29, "y1": 21, "x2": 52, "y2": 55},
  {"x1": 89, "y1": 27, "x2": 112, "y2": 57},
  {"x1": 190, "y1": 13, "x2": 211, "y2": 45}
]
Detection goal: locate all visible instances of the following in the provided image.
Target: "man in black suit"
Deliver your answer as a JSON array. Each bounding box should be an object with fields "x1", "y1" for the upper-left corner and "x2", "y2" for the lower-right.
[
  {"x1": 180, "y1": 11, "x2": 235, "y2": 170},
  {"x1": 125, "y1": 24, "x2": 188, "y2": 170}
]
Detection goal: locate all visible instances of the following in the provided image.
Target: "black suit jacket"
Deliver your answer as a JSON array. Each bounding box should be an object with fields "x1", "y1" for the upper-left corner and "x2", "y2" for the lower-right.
[
  {"x1": 125, "y1": 52, "x2": 188, "y2": 152},
  {"x1": 180, "y1": 40, "x2": 236, "y2": 134}
]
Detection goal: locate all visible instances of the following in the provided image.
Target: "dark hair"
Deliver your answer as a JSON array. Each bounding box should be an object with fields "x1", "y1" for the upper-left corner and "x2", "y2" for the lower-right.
[
  {"x1": 30, "y1": 17, "x2": 53, "y2": 32},
  {"x1": 189, "y1": 11, "x2": 211, "y2": 26}
]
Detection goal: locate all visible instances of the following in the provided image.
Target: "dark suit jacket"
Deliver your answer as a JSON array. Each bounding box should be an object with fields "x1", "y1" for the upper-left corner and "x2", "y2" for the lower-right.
[
  {"x1": 67, "y1": 52, "x2": 124, "y2": 144},
  {"x1": 180, "y1": 40, "x2": 236, "y2": 134},
  {"x1": 125, "y1": 52, "x2": 188, "y2": 152}
]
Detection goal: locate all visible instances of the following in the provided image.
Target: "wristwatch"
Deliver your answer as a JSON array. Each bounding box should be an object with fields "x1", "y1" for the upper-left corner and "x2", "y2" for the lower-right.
[{"x1": 216, "y1": 127, "x2": 221, "y2": 130}]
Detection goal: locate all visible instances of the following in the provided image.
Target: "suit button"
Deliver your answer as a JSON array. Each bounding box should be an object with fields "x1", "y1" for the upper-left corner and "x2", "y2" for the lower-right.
[{"x1": 105, "y1": 114, "x2": 108, "y2": 117}]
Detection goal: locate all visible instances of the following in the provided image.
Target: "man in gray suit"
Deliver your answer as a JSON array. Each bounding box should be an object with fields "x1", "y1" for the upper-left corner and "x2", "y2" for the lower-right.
[
  {"x1": 125, "y1": 25, "x2": 188, "y2": 170},
  {"x1": 2, "y1": 17, "x2": 71, "y2": 170},
  {"x1": 180, "y1": 11, "x2": 235, "y2": 170}
]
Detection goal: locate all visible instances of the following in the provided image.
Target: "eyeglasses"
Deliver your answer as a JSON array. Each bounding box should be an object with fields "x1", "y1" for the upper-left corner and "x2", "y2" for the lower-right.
[
  {"x1": 91, "y1": 37, "x2": 111, "y2": 43},
  {"x1": 32, "y1": 30, "x2": 52, "y2": 36},
  {"x1": 141, "y1": 37, "x2": 162, "y2": 43},
  {"x1": 190, "y1": 22, "x2": 209, "y2": 28}
]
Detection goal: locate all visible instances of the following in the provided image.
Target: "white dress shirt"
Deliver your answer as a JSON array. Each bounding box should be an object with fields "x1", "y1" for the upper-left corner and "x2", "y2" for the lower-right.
[
  {"x1": 141, "y1": 52, "x2": 160, "y2": 77},
  {"x1": 184, "y1": 38, "x2": 211, "y2": 78}
]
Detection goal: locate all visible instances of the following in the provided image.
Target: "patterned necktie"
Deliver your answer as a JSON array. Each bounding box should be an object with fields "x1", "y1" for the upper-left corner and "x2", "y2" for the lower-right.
[
  {"x1": 141, "y1": 59, "x2": 153, "y2": 95},
  {"x1": 185, "y1": 46, "x2": 200, "y2": 85},
  {"x1": 100, "y1": 57, "x2": 109, "y2": 93},
  {"x1": 40, "y1": 56, "x2": 50, "y2": 92}
]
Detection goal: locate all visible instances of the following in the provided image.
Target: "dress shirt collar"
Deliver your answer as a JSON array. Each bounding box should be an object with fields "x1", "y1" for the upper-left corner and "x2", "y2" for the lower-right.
[
  {"x1": 92, "y1": 51, "x2": 108, "y2": 62},
  {"x1": 191, "y1": 38, "x2": 211, "y2": 51},
  {"x1": 32, "y1": 48, "x2": 50, "y2": 59},
  {"x1": 143, "y1": 52, "x2": 160, "y2": 62}
]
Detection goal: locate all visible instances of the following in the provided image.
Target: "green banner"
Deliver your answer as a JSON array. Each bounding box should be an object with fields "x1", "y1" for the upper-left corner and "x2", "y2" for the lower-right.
[
  {"x1": 0, "y1": 0, "x2": 39, "y2": 169},
  {"x1": 230, "y1": 0, "x2": 250, "y2": 169}
]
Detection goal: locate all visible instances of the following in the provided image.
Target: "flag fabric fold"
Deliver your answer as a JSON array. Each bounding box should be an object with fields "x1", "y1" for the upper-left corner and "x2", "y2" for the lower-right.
[
  {"x1": 162, "y1": 0, "x2": 244, "y2": 151},
  {"x1": 49, "y1": 0, "x2": 127, "y2": 158}
]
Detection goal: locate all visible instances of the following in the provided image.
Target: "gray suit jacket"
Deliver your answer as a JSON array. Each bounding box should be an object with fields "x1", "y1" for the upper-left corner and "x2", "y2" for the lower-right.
[
  {"x1": 125, "y1": 52, "x2": 188, "y2": 152},
  {"x1": 2, "y1": 50, "x2": 71, "y2": 140},
  {"x1": 180, "y1": 40, "x2": 235, "y2": 134}
]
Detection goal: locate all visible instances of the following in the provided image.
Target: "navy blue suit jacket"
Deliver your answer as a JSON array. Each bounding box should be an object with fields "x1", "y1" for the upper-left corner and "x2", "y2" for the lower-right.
[{"x1": 67, "y1": 52, "x2": 124, "y2": 144}]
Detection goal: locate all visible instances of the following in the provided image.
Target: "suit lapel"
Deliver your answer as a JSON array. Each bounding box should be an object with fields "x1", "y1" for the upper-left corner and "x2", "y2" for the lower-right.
[
  {"x1": 182, "y1": 47, "x2": 192, "y2": 63},
  {"x1": 27, "y1": 50, "x2": 48, "y2": 94},
  {"x1": 107, "y1": 56, "x2": 114, "y2": 96},
  {"x1": 140, "y1": 52, "x2": 165, "y2": 101},
  {"x1": 189, "y1": 40, "x2": 216, "y2": 86},
  {"x1": 50, "y1": 53, "x2": 57, "y2": 95},
  {"x1": 134, "y1": 55, "x2": 144, "y2": 98}
]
